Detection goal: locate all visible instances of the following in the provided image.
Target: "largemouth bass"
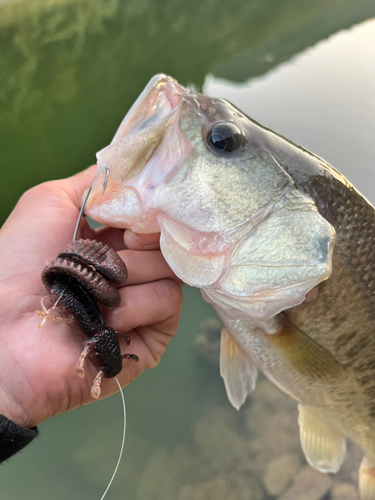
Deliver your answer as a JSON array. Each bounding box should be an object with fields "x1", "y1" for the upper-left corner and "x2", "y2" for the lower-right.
[{"x1": 86, "y1": 75, "x2": 375, "y2": 499}]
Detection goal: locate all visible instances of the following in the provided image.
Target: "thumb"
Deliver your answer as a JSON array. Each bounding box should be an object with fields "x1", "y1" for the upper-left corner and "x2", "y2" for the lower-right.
[
  {"x1": 1, "y1": 166, "x2": 98, "y2": 258},
  {"x1": 58, "y1": 165, "x2": 98, "y2": 210}
]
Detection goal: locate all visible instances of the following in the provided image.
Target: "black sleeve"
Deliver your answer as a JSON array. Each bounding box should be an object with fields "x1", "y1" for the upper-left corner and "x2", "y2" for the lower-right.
[{"x1": 0, "y1": 414, "x2": 38, "y2": 462}]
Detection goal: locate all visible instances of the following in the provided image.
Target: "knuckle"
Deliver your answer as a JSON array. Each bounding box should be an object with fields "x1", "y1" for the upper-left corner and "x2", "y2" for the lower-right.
[
  {"x1": 148, "y1": 357, "x2": 161, "y2": 369},
  {"x1": 19, "y1": 181, "x2": 58, "y2": 205}
]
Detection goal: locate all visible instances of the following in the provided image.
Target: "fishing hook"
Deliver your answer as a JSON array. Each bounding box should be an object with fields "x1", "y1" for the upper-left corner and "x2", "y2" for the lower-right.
[{"x1": 72, "y1": 166, "x2": 110, "y2": 241}]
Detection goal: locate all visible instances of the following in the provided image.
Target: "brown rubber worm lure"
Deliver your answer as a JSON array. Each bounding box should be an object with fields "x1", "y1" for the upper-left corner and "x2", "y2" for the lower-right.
[{"x1": 35, "y1": 176, "x2": 139, "y2": 398}]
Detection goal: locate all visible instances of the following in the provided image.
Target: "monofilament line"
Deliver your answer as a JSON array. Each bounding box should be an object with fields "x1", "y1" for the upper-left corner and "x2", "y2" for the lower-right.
[
  {"x1": 99, "y1": 378, "x2": 127, "y2": 500},
  {"x1": 52, "y1": 286, "x2": 67, "y2": 310}
]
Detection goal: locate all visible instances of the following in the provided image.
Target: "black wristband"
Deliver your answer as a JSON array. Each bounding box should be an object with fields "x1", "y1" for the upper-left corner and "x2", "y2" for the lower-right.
[{"x1": 0, "y1": 414, "x2": 38, "y2": 462}]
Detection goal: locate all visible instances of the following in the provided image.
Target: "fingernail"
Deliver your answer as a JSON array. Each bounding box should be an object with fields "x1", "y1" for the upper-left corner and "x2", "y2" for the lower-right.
[
  {"x1": 128, "y1": 230, "x2": 160, "y2": 248},
  {"x1": 129, "y1": 230, "x2": 143, "y2": 244}
]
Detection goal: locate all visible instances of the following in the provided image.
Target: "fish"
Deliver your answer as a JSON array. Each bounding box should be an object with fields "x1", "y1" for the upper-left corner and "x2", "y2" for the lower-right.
[{"x1": 85, "y1": 74, "x2": 375, "y2": 499}]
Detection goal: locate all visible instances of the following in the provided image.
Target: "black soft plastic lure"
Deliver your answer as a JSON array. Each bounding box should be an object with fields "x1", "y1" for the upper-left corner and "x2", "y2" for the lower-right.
[{"x1": 36, "y1": 239, "x2": 138, "y2": 398}]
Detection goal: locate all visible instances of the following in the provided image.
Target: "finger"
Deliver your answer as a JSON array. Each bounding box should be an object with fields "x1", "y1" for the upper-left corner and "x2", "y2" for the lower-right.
[
  {"x1": 6, "y1": 166, "x2": 97, "y2": 237},
  {"x1": 124, "y1": 229, "x2": 160, "y2": 250},
  {"x1": 95, "y1": 226, "x2": 126, "y2": 251},
  {"x1": 117, "y1": 323, "x2": 173, "y2": 377},
  {"x1": 117, "y1": 250, "x2": 183, "y2": 286},
  {"x1": 60, "y1": 165, "x2": 98, "y2": 210},
  {"x1": 105, "y1": 279, "x2": 183, "y2": 334},
  {"x1": 12, "y1": 166, "x2": 97, "y2": 222}
]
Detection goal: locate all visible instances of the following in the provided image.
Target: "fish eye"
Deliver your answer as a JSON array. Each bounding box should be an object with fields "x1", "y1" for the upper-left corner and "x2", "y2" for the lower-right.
[{"x1": 206, "y1": 122, "x2": 244, "y2": 153}]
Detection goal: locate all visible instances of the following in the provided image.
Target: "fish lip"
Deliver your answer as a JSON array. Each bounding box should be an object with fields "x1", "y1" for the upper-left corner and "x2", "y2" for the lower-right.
[
  {"x1": 87, "y1": 76, "x2": 192, "y2": 226},
  {"x1": 160, "y1": 77, "x2": 188, "y2": 110},
  {"x1": 111, "y1": 75, "x2": 190, "y2": 143}
]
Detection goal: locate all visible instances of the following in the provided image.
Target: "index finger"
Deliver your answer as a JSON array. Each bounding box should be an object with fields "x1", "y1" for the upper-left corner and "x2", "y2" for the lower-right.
[{"x1": 118, "y1": 249, "x2": 183, "y2": 287}]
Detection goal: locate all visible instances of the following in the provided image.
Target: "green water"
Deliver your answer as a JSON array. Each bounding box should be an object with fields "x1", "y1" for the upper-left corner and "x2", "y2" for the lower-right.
[{"x1": 1, "y1": 0, "x2": 375, "y2": 498}]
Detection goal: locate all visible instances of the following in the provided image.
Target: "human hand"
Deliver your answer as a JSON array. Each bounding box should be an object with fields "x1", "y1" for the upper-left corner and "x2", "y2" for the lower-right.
[{"x1": 0, "y1": 166, "x2": 183, "y2": 428}]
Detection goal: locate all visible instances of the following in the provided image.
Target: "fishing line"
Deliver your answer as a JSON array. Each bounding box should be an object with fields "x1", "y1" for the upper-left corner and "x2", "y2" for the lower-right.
[
  {"x1": 51, "y1": 286, "x2": 67, "y2": 309},
  {"x1": 99, "y1": 378, "x2": 127, "y2": 500}
]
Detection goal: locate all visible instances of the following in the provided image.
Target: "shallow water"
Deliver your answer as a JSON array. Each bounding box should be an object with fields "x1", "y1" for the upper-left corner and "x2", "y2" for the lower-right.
[{"x1": 1, "y1": 1, "x2": 375, "y2": 499}]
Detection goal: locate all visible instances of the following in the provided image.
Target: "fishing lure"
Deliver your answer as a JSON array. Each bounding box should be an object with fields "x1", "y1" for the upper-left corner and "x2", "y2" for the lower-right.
[
  {"x1": 36, "y1": 238, "x2": 139, "y2": 398},
  {"x1": 35, "y1": 178, "x2": 139, "y2": 398}
]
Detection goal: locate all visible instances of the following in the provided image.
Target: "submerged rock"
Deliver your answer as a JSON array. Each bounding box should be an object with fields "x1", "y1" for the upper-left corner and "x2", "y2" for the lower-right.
[
  {"x1": 179, "y1": 474, "x2": 263, "y2": 500},
  {"x1": 278, "y1": 467, "x2": 333, "y2": 500},
  {"x1": 244, "y1": 379, "x2": 304, "y2": 474},
  {"x1": 194, "y1": 317, "x2": 221, "y2": 368},
  {"x1": 262, "y1": 453, "x2": 301, "y2": 496},
  {"x1": 330, "y1": 483, "x2": 360, "y2": 500}
]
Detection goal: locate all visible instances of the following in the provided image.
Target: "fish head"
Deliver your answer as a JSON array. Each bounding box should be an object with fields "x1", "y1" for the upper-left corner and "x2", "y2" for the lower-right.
[
  {"x1": 88, "y1": 74, "x2": 286, "y2": 232},
  {"x1": 86, "y1": 75, "x2": 335, "y2": 321}
]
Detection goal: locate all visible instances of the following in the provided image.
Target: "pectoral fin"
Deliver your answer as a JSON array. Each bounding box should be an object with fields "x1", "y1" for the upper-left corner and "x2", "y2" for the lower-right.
[
  {"x1": 298, "y1": 404, "x2": 346, "y2": 474},
  {"x1": 220, "y1": 325, "x2": 258, "y2": 410},
  {"x1": 267, "y1": 316, "x2": 344, "y2": 382}
]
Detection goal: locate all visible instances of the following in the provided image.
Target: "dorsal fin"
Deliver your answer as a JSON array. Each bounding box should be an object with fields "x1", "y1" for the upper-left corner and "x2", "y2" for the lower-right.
[{"x1": 220, "y1": 325, "x2": 258, "y2": 410}]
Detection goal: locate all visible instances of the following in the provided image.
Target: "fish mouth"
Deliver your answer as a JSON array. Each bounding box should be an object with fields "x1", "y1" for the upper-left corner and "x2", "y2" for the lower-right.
[
  {"x1": 109, "y1": 74, "x2": 189, "y2": 143},
  {"x1": 85, "y1": 75, "x2": 190, "y2": 227}
]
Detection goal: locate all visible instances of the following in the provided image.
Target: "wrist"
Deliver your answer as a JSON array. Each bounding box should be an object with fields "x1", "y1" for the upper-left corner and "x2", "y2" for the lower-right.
[
  {"x1": 0, "y1": 372, "x2": 40, "y2": 429},
  {"x1": 0, "y1": 398, "x2": 25, "y2": 428}
]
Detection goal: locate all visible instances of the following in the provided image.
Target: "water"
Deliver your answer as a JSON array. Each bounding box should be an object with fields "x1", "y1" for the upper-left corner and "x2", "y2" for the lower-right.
[{"x1": 1, "y1": 1, "x2": 375, "y2": 498}]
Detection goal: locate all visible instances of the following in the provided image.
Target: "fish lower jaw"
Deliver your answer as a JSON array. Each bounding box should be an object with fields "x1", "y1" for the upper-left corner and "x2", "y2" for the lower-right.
[
  {"x1": 86, "y1": 185, "x2": 152, "y2": 230},
  {"x1": 89, "y1": 207, "x2": 160, "y2": 233}
]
